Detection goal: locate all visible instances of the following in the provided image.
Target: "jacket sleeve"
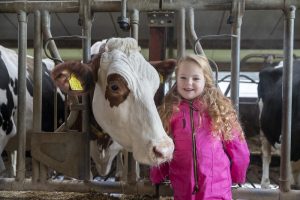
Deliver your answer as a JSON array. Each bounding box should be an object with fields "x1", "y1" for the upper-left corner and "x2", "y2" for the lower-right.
[
  {"x1": 223, "y1": 129, "x2": 250, "y2": 184},
  {"x1": 149, "y1": 162, "x2": 169, "y2": 184}
]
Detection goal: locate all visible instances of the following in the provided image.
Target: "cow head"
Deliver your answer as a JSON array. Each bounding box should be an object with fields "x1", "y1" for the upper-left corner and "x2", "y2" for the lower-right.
[{"x1": 52, "y1": 38, "x2": 174, "y2": 166}]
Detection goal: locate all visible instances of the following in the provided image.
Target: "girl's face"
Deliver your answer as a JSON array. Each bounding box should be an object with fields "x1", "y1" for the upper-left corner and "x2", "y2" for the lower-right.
[{"x1": 176, "y1": 60, "x2": 205, "y2": 100}]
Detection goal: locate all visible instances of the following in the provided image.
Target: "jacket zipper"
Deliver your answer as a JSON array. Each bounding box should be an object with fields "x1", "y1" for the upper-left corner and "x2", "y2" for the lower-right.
[{"x1": 190, "y1": 101, "x2": 199, "y2": 194}]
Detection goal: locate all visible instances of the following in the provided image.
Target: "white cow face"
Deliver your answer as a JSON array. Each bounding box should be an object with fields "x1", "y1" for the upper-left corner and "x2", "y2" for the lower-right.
[
  {"x1": 51, "y1": 38, "x2": 174, "y2": 166},
  {"x1": 92, "y1": 38, "x2": 174, "y2": 165}
]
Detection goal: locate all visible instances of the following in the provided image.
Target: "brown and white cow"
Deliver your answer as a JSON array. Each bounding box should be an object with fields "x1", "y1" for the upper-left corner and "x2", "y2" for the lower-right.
[{"x1": 52, "y1": 37, "x2": 175, "y2": 166}]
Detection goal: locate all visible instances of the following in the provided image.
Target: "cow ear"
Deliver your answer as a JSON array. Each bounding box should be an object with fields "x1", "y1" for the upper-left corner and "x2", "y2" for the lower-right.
[
  {"x1": 51, "y1": 61, "x2": 94, "y2": 95},
  {"x1": 150, "y1": 59, "x2": 177, "y2": 76}
]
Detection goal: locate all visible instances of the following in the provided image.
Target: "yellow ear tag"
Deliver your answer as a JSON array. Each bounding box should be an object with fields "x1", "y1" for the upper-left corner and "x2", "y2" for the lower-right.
[
  {"x1": 69, "y1": 74, "x2": 83, "y2": 91},
  {"x1": 159, "y1": 73, "x2": 164, "y2": 84}
]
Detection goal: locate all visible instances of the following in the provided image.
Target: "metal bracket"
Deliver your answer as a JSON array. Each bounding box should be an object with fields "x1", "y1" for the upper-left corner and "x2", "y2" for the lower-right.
[
  {"x1": 31, "y1": 131, "x2": 90, "y2": 180},
  {"x1": 78, "y1": 0, "x2": 94, "y2": 27},
  {"x1": 228, "y1": 0, "x2": 245, "y2": 27},
  {"x1": 147, "y1": 11, "x2": 175, "y2": 27}
]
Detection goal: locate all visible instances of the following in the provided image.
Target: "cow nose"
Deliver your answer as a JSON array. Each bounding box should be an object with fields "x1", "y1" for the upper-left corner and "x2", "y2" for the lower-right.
[
  {"x1": 153, "y1": 146, "x2": 163, "y2": 158},
  {"x1": 152, "y1": 140, "x2": 174, "y2": 161}
]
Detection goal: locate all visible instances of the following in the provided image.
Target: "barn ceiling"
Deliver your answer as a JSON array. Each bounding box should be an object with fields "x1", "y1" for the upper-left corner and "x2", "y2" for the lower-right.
[{"x1": 0, "y1": 2, "x2": 300, "y2": 50}]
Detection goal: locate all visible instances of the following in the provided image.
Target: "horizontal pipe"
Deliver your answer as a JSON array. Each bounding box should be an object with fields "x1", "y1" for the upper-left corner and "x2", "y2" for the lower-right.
[
  {"x1": 1, "y1": 0, "x2": 300, "y2": 13},
  {"x1": 232, "y1": 188, "x2": 300, "y2": 200},
  {"x1": 161, "y1": 0, "x2": 300, "y2": 10},
  {"x1": 0, "y1": 1, "x2": 120, "y2": 13},
  {"x1": 0, "y1": 178, "x2": 173, "y2": 196},
  {"x1": 233, "y1": 188, "x2": 280, "y2": 200},
  {"x1": 1, "y1": 178, "x2": 300, "y2": 199}
]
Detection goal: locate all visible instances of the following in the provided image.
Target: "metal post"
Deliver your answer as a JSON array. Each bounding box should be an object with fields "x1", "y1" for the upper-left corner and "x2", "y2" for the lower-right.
[
  {"x1": 41, "y1": 10, "x2": 60, "y2": 134},
  {"x1": 41, "y1": 10, "x2": 62, "y2": 64},
  {"x1": 230, "y1": 0, "x2": 245, "y2": 113},
  {"x1": 79, "y1": 0, "x2": 92, "y2": 180},
  {"x1": 32, "y1": 10, "x2": 42, "y2": 184},
  {"x1": 2, "y1": 1, "x2": 300, "y2": 13},
  {"x1": 16, "y1": 10, "x2": 27, "y2": 182},
  {"x1": 129, "y1": 8, "x2": 140, "y2": 183},
  {"x1": 280, "y1": 5, "x2": 296, "y2": 193},
  {"x1": 186, "y1": 8, "x2": 205, "y2": 56},
  {"x1": 130, "y1": 9, "x2": 139, "y2": 41},
  {"x1": 177, "y1": 7, "x2": 185, "y2": 59}
]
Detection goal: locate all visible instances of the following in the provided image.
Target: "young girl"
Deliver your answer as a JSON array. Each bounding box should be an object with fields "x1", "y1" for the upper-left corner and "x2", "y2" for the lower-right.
[{"x1": 150, "y1": 54, "x2": 250, "y2": 200}]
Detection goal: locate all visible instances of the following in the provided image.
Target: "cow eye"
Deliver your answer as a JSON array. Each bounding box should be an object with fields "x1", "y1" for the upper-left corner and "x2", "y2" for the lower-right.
[{"x1": 110, "y1": 84, "x2": 119, "y2": 91}]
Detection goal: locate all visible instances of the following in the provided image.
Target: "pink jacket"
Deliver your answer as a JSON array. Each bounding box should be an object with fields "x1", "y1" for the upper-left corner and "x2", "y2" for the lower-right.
[{"x1": 150, "y1": 99, "x2": 250, "y2": 200}]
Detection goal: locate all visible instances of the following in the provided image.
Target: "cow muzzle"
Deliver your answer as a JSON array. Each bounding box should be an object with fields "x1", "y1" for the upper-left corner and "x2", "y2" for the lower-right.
[{"x1": 151, "y1": 137, "x2": 174, "y2": 165}]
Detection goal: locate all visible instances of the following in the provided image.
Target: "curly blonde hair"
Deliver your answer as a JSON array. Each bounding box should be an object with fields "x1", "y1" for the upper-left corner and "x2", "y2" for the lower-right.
[{"x1": 159, "y1": 54, "x2": 244, "y2": 141}]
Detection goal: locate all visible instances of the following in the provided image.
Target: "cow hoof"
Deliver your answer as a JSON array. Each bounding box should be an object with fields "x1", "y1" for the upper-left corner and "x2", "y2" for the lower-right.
[
  {"x1": 261, "y1": 182, "x2": 271, "y2": 189},
  {"x1": 53, "y1": 175, "x2": 65, "y2": 181},
  {"x1": 93, "y1": 176, "x2": 105, "y2": 182}
]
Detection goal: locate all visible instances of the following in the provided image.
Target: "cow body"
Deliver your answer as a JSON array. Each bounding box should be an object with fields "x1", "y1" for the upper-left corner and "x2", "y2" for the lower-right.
[
  {"x1": 52, "y1": 37, "x2": 175, "y2": 166},
  {"x1": 0, "y1": 45, "x2": 122, "y2": 179},
  {"x1": 258, "y1": 60, "x2": 300, "y2": 188},
  {"x1": 0, "y1": 45, "x2": 65, "y2": 174}
]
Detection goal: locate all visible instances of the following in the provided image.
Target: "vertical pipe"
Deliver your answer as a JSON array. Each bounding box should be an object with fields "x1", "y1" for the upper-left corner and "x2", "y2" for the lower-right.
[
  {"x1": 41, "y1": 10, "x2": 59, "y2": 132},
  {"x1": 130, "y1": 9, "x2": 139, "y2": 41},
  {"x1": 230, "y1": 0, "x2": 244, "y2": 113},
  {"x1": 41, "y1": 10, "x2": 62, "y2": 63},
  {"x1": 80, "y1": 0, "x2": 91, "y2": 180},
  {"x1": 32, "y1": 10, "x2": 42, "y2": 183},
  {"x1": 280, "y1": 5, "x2": 296, "y2": 192},
  {"x1": 16, "y1": 10, "x2": 27, "y2": 182},
  {"x1": 129, "y1": 8, "x2": 140, "y2": 183},
  {"x1": 177, "y1": 8, "x2": 185, "y2": 59},
  {"x1": 186, "y1": 8, "x2": 205, "y2": 56}
]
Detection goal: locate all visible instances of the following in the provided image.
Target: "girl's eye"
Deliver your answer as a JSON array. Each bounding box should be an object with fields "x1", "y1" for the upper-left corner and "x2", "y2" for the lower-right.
[
  {"x1": 193, "y1": 77, "x2": 200, "y2": 81},
  {"x1": 179, "y1": 76, "x2": 186, "y2": 80}
]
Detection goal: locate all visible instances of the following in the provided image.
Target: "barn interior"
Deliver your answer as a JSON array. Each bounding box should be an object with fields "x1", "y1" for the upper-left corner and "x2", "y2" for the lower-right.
[
  {"x1": 1, "y1": 0, "x2": 299, "y2": 142},
  {"x1": 0, "y1": 0, "x2": 300, "y2": 199},
  {"x1": 1, "y1": 5, "x2": 300, "y2": 66}
]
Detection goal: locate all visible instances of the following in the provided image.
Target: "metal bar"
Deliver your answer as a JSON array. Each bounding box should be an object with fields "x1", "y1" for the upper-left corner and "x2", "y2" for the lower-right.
[
  {"x1": 32, "y1": 10, "x2": 42, "y2": 184},
  {"x1": 186, "y1": 8, "x2": 205, "y2": 56},
  {"x1": 1, "y1": 178, "x2": 300, "y2": 199},
  {"x1": 177, "y1": 8, "x2": 185, "y2": 59},
  {"x1": 160, "y1": 0, "x2": 300, "y2": 10},
  {"x1": 280, "y1": 5, "x2": 296, "y2": 193},
  {"x1": 0, "y1": 1, "x2": 121, "y2": 13},
  {"x1": 41, "y1": 10, "x2": 59, "y2": 132},
  {"x1": 232, "y1": 188, "x2": 280, "y2": 200},
  {"x1": 80, "y1": 0, "x2": 92, "y2": 180},
  {"x1": 33, "y1": 10, "x2": 42, "y2": 148},
  {"x1": 0, "y1": 178, "x2": 160, "y2": 195},
  {"x1": 129, "y1": 9, "x2": 140, "y2": 184},
  {"x1": 1, "y1": 0, "x2": 300, "y2": 13},
  {"x1": 41, "y1": 10, "x2": 62, "y2": 63},
  {"x1": 130, "y1": 9, "x2": 139, "y2": 40},
  {"x1": 230, "y1": 0, "x2": 244, "y2": 112},
  {"x1": 16, "y1": 10, "x2": 27, "y2": 182}
]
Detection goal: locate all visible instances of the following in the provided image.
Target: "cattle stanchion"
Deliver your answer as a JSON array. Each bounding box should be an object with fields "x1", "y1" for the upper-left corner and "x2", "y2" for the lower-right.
[
  {"x1": 0, "y1": 1, "x2": 300, "y2": 200},
  {"x1": 229, "y1": 0, "x2": 245, "y2": 113},
  {"x1": 32, "y1": 9, "x2": 42, "y2": 184},
  {"x1": 280, "y1": 5, "x2": 296, "y2": 192},
  {"x1": 16, "y1": 9, "x2": 27, "y2": 184}
]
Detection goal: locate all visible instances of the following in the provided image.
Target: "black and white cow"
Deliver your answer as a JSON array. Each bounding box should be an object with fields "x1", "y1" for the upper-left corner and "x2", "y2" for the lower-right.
[
  {"x1": 0, "y1": 45, "x2": 65, "y2": 175},
  {"x1": 0, "y1": 44, "x2": 126, "y2": 179},
  {"x1": 258, "y1": 60, "x2": 300, "y2": 188}
]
